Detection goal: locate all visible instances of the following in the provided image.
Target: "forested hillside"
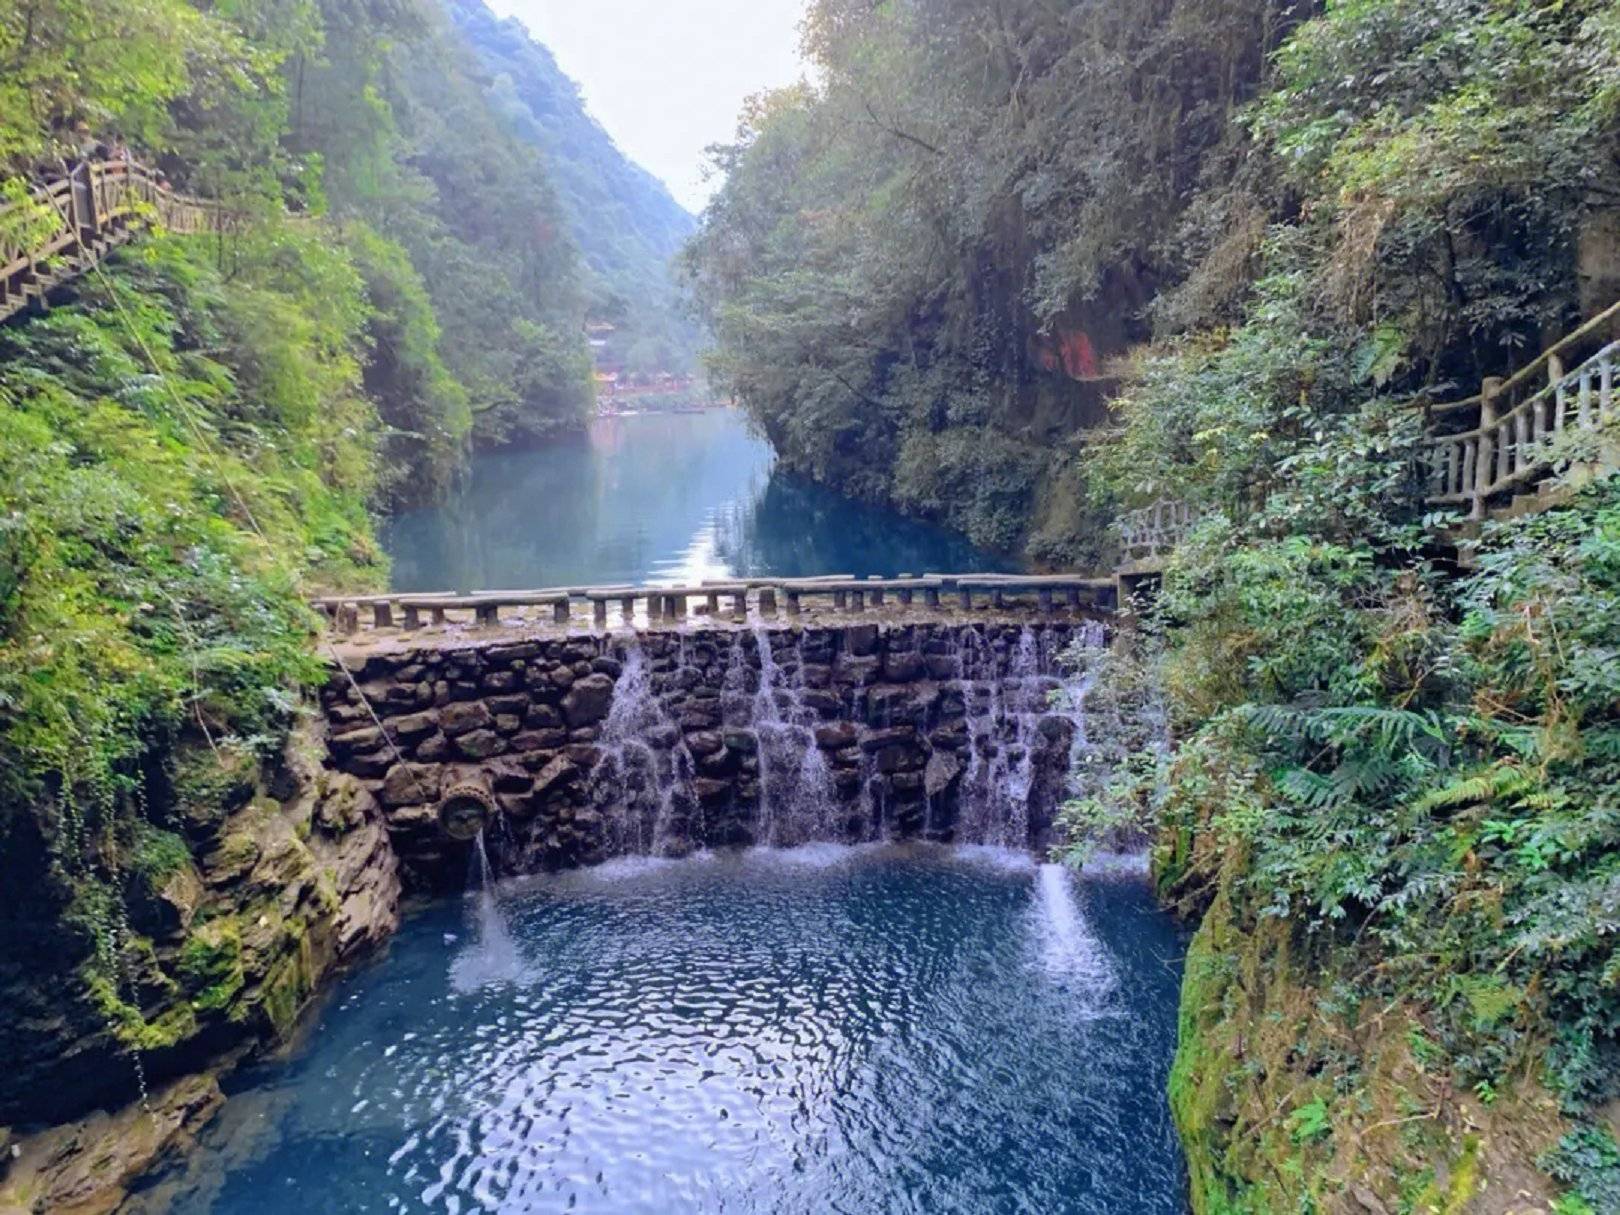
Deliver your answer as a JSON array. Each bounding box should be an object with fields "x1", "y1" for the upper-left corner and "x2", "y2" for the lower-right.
[
  {"x1": 0, "y1": 0, "x2": 617, "y2": 1141},
  {"x1": 693, "y1": 1, "x2": 1620, "y2": 1210},
  {"x1": 446, "y1": 0, "x2": 702, "y2": 378}
]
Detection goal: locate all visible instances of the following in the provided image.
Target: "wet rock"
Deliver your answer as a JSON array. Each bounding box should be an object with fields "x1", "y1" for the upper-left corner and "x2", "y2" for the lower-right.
[
  {"x1": 381, "y1": 763, "x2": 440, "y2": 807},
  {"x1": 845, "y1": 623, "x2": 880, "y2": 656},
  {"x1": 685, "y1": 730, "x2": 725, "y2": 756},
  {"x1": 452, "y1": 729, "x2": 506, "y2": 761},
  {"x1": 329, "y1": 725, "x2": 382, "y2": 753},
  {"x1": 925, "y1": 749, "x2": 964, "y2": 797},
  {"x1": 861, "y1": 726, "x2": 916, "y2": 752},
  {"x1": 387, "y1": 711, "x2": 437, "y2": 742},
  {"x1": 0, "y1": 1073, "x2": 224, "y2": 1215},
  {"x1": 882, "y1": 651, "x2": 925, "y2": 682},
  {"x1": 486, "y1": 694, "x2": 528, "y2": 718},
  {"x1": 524, "y1": 703, "x2": 563, "y2": 729},
  {"x1": 722, "y1": 729, "x2": 758, "y2": 755},
  {"x1": 342, "y1": 750, "x2": 393, "y2": 779},
  {"x1": 511, "y1": 728, "x2": 568, "y2": 753},
  {"x1": 439, "y1": 701, "x2": 491, "y2": 738},
  {"x1": 562, "y1": 673, "x2": 615, "y2": 727},
  {"x1": 531, "y1": 756, "x2": 579, "y2": 800},
  {"x1": 413, "y1": 733, "x2": 449, "y2": 762},
  {"x1": 814, "y1": 722, "x2": 858, "y2": 750}
]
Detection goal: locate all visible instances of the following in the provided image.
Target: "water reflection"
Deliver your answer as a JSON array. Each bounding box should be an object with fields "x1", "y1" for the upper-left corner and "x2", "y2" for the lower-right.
[{"x1": 381, "y1": 410, "x2": 1011, "y2": 590}]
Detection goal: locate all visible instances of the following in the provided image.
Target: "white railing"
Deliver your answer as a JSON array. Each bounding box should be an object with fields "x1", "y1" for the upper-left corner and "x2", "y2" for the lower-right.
[
  {"x1": 1422, "y1": 339, "x2": 1618, "y2": 517},
  {"x1": 1116, "y1": 499, "x2": 1201, "y2": 564}
]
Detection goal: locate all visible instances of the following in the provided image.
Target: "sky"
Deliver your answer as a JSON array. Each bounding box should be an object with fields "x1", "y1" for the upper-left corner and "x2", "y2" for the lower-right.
[{"x1": 487, "y1": 0, "x2": 810, "y2": 215}]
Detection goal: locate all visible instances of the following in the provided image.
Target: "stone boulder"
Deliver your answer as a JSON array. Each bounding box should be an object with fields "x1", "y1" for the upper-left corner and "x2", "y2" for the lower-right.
[{"x1": 562, "y1": 674, "x2": 615, "y2": 727}]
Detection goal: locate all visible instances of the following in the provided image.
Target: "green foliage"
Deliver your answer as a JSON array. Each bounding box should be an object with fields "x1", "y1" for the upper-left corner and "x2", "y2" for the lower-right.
[
  {"x1": 289, "y1": 0, "x2": 596, "y2": 457},
  {"x1": 449, "y1": 0, "x2": 700, "y2": 374},
  {"x1": 686, "y1": 0, "x2": 1296, "y2": 560},
  {"x1": 0, "y1": 231, "x2": 381, "y2": 830}
]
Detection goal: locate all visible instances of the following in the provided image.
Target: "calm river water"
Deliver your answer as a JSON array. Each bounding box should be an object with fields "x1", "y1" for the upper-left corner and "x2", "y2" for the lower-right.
[
  {"x1": 147, "y1": 849, "x2": 1186, "y2": 1214},
  {"x1": 380, "y1": 410, "x2": 1012, "y2": 591}
]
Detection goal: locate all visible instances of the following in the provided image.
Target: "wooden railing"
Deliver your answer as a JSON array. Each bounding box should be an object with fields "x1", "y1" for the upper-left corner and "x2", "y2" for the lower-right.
[
  {"x1": 1422, "y1": 330, "x2": 1620, "y2": 518},
  {"x1": 314, "y1": 573, "x2": 1116, "y2": 636},
  {"x1": 1116, "y1": 499, "x2": 1201, "y2": 566},
  {"x1": 1, "y1": 159, "x2": 230, "y2": 322}
]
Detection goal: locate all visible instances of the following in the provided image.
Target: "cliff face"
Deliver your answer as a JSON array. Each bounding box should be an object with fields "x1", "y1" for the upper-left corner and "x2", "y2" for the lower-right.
[{"x1": 0, "y1": 727, "x2": 400, "y2": 1132}]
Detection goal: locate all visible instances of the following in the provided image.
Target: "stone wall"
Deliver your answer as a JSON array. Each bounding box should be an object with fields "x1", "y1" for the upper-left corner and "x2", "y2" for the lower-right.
[{"x1": 320, "y1": 619, "x2": 1099, "y2": 892}]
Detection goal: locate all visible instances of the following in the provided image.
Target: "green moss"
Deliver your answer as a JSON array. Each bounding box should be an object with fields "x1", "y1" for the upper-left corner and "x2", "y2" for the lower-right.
[
  {"x1": 180, "y1": 917, "x2": 244, "y2": 1014},
  {"x1": 259, "y1": 929, "x2": 317, "y2": 1039}
]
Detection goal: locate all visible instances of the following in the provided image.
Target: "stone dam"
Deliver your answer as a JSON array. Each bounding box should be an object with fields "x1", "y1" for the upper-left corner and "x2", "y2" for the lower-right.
[{"x1": 322, "y1": 617, "x2": 1104, "y2": 890}]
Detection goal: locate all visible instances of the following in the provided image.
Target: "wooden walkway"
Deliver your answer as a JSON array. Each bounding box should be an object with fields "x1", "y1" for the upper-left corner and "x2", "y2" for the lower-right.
[
  {"x1": 1112, "y1": 299, "x2": 1620, "y2": 579},
  {"x1": 315, "y1": 573, "x2": 1116, "y2": 637},
  {"x1": 1, "y1": 159, "x2": 229, "y2": 322}
]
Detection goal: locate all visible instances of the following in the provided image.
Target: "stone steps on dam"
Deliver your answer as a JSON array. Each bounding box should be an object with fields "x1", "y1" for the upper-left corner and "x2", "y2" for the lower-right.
[{"x1": 320, "y1": 617, "x2": 1105, "y2": 891}]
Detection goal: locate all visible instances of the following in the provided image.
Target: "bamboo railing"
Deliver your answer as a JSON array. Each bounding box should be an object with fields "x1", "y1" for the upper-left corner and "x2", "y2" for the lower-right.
[{"x1": 1, "y1": 159, "x2": 230, "y2": 322}]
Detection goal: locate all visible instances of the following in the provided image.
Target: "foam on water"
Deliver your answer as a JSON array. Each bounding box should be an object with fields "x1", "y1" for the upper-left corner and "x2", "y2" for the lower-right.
[
  {"x1": 448, "y1": 832, "x2": 526, "y2": 993},
  {"x1": 1034, "y1": 863, "x2": 1117, "y2": 996}
]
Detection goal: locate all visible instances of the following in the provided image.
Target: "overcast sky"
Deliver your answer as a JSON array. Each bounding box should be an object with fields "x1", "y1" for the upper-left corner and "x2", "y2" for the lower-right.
[{"x1": 487, "y1": 0, "x2": 810, "y2": 215}]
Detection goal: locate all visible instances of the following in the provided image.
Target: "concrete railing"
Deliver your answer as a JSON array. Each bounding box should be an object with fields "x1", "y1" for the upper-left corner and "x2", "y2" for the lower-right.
[
  {"x1": 1422, "y1": 338, "x2": 1619, "y2": 517},
  {"x1": 313, "y1": 573, "x2": 1116, "y2": 635},
  {"x1": 1116, "y1": 499, "x2": 1201, "y2": 565}
]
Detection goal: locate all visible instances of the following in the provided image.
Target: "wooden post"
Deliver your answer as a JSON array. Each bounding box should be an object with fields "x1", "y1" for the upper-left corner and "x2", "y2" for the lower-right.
[
  {"x1": 372, "y1": 602, "x2": 394, "y2": 628},
  {"x1": 923, "y1": 587, "x2": 940, "y2": 608},
  {"x1": 1038, "y1": 588, "x2": 1054, "y2": 613},
  {"x1": 868, "y1": 578, "x2": 886, "y2": 607},
  {"x1": 402, "y1": 605, "x2": 422, "y2": 630},
  {"x1": 620, "y1": 595, "x2": 636, "y2": 622},
  {"x1": 476, "y1": 604, "x2": 500, "y2": 628},
  {"x1": 759, "y1": 587, "x2": 778, "y2": 615},
  {"x1": 706, "y1": 591, "x2": 721, "y2": 615},
  {"x1": 958, "y1": 587, "x2": 973, "y2": 610},
  {"x1": 1066, "y1": 587, "x2": 1081, "y2": 610},
  {"x1": 1476, "y1": 376, "x2": 1503, "y2": 519},
  {"x1": 338, "y1": 604, "x2": 359, "y2": 635},
  {"x1": 833, "y1": 590, "x2": 848, "y2": 610},
  {"x1": 786, "y1": 589, "x2": 801, "y2": 616},
  {"x1": 671, "y1": 594, "x2": 687, "y2": 618},
  {"x1": 851, "y1": 589, "x2": 866, "y2": 611},
  {"x1": 553, "y1": 599, "x2": 570, "y2": 625},
  {"x1": 593, "y1": 598, "x2": 608, "y2": 627},
  {"x1": 992, "y1": 588, "x2": 1006, "y2": 609},
  {"x1": 898, "y1": 587, "x2": 914, "y2": 606},
  {"x1": 731, "y1": 591, "x2": 748, "y2": 622},
  {"x1": 431, "y1": 606, "x2": 447, "y2": 627}
]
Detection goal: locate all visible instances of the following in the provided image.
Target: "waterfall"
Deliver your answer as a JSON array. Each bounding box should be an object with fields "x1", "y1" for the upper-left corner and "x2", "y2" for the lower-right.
[
  {"x1": 450, "y1": 829, "x2": 523, "y2": 992},
  {"x1": 594, "y1": 644, "x2": 697, "y2": 856},
  {"x1": 562, "y1": 620, "x2": 1107, "y2": 860}
]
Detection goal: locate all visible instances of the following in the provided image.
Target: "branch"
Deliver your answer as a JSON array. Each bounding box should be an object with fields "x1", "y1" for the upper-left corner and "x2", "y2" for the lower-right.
[{"x1": 861, "y1": 98, "x2": 943, "y2": 157}]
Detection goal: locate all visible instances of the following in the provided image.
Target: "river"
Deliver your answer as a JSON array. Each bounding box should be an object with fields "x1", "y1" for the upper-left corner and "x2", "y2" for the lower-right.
[
  {"x1": 380, "y1": 410, "x2": 1013, "y2": 591},
  {"x1": 134, "y1": 411, "x2": 1187, "y2": 1213}
]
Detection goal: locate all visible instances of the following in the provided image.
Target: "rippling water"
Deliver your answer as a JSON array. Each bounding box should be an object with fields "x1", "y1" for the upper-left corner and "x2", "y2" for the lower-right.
[{"x1": 148, "y1": 848, "x2": 1186, "y2": 1214}]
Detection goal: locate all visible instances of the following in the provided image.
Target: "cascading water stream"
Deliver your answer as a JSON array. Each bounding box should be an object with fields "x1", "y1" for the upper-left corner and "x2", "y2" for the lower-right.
[
  {"x1": 450, "y1": 828, "x2": 522, "y2": 991},
  {"x1": 569, "y1": 621, "x2": 1109, "y2": 858}
]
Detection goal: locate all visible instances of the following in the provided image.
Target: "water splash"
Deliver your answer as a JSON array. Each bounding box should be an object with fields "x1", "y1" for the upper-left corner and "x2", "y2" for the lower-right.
[
  {"x1": 1033, "y1": 863, "x2": 1115, "y2": 994},
  {"x1": 450, "y1": 830, "x2": 524, "y2": 992}
]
